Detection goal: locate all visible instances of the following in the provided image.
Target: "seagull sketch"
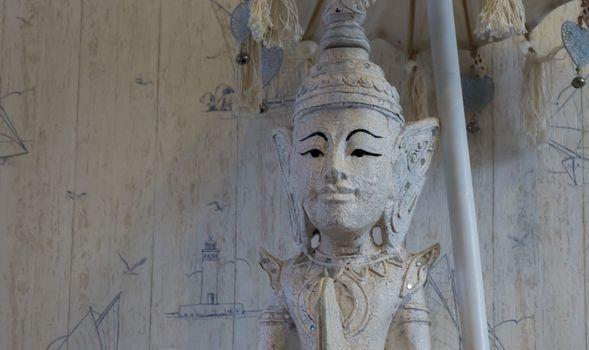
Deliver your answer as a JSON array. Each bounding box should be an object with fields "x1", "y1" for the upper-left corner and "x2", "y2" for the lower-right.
[
  {"x1": 207, "y1": 201, "x2": 225, "y2": 212},
  {"x1": 119, "y1": 253, "x2": 147, "y2": 275},
  {"x1": 184, "y1": 269, "x2": 203, "y2": 278},
  {"x1": 222, "y1": 258, "x2": 251, "y2": 268}
]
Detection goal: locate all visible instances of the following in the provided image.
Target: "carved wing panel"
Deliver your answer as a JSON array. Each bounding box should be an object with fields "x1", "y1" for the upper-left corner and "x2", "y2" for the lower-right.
[{"x1": 390, "y1": 118, "x2": 439, "y2": 246}]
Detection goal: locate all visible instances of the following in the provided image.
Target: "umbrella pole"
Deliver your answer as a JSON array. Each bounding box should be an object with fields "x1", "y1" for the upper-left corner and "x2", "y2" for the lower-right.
[{"x1": 425, "y1": 1, "x2": 490, "y2": 349}]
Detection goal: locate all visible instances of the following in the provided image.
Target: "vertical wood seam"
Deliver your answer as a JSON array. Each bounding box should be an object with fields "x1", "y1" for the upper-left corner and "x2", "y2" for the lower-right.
[
  {"x1": 65, "y1": 0, "x2": 85, "y2": 347},
  {"x1": 490, "y1": 49, "x2": 497, "y2": 336},
  {"x1": 148, "y1": 0, "x2": 163, "y2": 348},
  {"x1": 0, "y1": 0, "x2": 4, "y2": 93},
  {"x1": 583, "y1": 87, "x2": 588, "y2": 350},
  {"x1": 231, "y1": 118, "x2": 240, "y2": 350}
]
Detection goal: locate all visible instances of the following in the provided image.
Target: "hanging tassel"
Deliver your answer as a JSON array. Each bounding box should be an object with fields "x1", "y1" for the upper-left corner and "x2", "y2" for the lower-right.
[
  {"x1": 521, "y1": 41, "x2": 563, "y2": 146},
  {"x1": 249, "y1": 0, "x2": 273, "y2": 43},
  {"x1": 249, "y1": 0, "x2": 302, "y2": 49},
  {"x1": 238, "y1": 36, "x2": 264, "y2": 112},
  {"x1": 475, "y1": 0, "x2": 527, "y2": 40},
  {"x1": 403, "y1": 60, "x2": 430, "y2": 122}
]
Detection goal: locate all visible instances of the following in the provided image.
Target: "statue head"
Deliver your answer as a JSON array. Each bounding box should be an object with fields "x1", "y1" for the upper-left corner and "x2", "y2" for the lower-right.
[{"x1": 273, "y1": 0, "x2": 439, "y2": 252}]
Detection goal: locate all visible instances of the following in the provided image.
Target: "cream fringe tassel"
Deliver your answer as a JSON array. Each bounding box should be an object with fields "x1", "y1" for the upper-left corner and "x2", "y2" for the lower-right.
[
  {"x1": 238, "y1": 37, "x2": 264, "y2": 112},
  {"x1": 521, "y1": 45, "x2": 562, "y2": 145},
  {"x1": 475, "y1": 0, "x2": 527, "y2": 40},
  {"x1": 249, "y1": 0, "x2": 302, "y2": 48},
  {"x1": 403, "y1": 61, "x2": 430, "y2": 121}
]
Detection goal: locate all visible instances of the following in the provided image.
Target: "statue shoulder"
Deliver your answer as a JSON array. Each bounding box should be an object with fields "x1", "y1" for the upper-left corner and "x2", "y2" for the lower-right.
[
  {"x1": 259, "y1": 248, "x2": 308, "y2": 293},
  {"x1": 399, "y1": 243, "x2": 440, "y2": 298}
]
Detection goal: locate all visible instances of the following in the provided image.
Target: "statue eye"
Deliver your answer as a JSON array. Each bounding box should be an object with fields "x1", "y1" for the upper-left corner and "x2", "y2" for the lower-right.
[
  {"x1": 351, "y1": 149, "x2": 382, "y2": 157},
  {"x1": 300, "y1": 149, "x2": 324, "y2": 158}
]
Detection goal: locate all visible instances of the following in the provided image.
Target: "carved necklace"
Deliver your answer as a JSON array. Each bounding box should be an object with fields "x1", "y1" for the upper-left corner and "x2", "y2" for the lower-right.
[
  {"x1": 305, "y1": 248, "x2": 404, "y2": 270},
  {"x1": 296, "y1": 249, "x2": 404, "y2": 338}
]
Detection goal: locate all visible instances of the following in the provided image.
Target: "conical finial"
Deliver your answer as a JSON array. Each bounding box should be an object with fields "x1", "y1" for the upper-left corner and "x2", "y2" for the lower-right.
[{"x1": 319, "y1": 0, "x2": 370, "y2": 52}]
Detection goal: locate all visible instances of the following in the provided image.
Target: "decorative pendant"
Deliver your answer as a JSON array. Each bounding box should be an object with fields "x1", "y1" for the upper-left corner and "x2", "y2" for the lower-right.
[{"x1": 562, "y1": 20, "x2": 589, "y2": 89}]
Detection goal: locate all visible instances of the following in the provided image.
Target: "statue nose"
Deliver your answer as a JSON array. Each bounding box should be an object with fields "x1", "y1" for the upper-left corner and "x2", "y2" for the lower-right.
[{"x1": 324, "y1": 153, "x2": 348, "y2": 182}]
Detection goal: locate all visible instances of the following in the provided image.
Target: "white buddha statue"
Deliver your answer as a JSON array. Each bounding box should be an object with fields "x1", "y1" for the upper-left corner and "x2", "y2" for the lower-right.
[{"x1": 257, "y1": 1, "x2": 439, "y2": 349}]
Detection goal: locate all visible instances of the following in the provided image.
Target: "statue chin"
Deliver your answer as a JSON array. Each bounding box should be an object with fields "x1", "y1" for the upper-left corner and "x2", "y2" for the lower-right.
[{"x1": 304, "y1": 201, "x2": 381, "y2": 244}]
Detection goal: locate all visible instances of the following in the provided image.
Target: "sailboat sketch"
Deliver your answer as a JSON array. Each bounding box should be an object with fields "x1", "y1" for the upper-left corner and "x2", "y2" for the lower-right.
[
  {"x1": 0, "y1": 91, "x2": 28, "y2": 161},
  {"x1": 46, "y1": 293, "x2": 121, "y2": 350},
  {"x1": 427, "y1": 254, "x2": 531, "y2": 350}
]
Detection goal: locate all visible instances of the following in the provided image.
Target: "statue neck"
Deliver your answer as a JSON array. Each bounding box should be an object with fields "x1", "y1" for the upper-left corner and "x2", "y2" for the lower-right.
[{"x1": 316, "y1": 230, "x2": 381, "y2": 257}]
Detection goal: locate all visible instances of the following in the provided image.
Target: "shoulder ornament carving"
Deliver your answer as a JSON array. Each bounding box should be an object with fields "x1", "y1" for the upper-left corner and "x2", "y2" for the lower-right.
[
  {"x1": 400, "y1": 244, "x2": 440, "y2": 298},
  {"x1": 259, "y1": 248, "x2": 284, "y2": 293}
]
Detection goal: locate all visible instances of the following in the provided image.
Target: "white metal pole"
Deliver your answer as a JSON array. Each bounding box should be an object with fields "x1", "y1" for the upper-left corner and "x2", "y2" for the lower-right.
[{"x1": 426, "y1": 0, "x2": 490, "y2": 349}]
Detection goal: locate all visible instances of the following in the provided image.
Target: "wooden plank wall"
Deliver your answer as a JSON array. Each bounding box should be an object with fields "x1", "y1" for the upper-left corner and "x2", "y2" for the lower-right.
[{"x1": 0, "y1": 1, "x2": 587, "y2": 349}]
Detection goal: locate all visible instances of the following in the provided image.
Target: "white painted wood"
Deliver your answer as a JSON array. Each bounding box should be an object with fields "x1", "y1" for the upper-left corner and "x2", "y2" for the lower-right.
[
  {"x1": 66, "y1": 1, "x2": 160, "y2": 350},
  {"x1": 0, "y1": 1, "x2": 80, "y2": 349},
  {"x1": 0, "y1": 1, "x2": 588, "y2": 349},
  {"x1": 150, "y1": 0, "x2": 239, "y2": 349}
]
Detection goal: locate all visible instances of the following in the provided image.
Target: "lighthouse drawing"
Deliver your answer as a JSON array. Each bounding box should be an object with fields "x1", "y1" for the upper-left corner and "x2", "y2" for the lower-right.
[
  {"x1": 200, "y1": 237, "x2": 220, "y2": 305},
  {"x1": 170, "y1": 237, "x2": 256, "y2": 319}
]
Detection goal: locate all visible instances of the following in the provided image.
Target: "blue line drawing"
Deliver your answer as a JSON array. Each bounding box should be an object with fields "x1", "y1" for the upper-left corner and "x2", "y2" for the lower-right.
[
  {"x1": 547, "y1": 77, "x2": 589, "y2": 186},
  {"x1": 168, "y1": 237, "x2": 259, "y2": 320},
  {"x1": 200, "y1": 84, "x2": 235, "y2": 112},
  {"x1": 0, "y1": 90, "x2": 29, "y2": 162},
  {"x1": 46, "y1": 293, "x2": 121, "y2": 350},
  {"x1": 427, "y1": 254, "x2": 531, "y2": 349},
  {"x1": 119, "y1": 254, "x2": 147, "y2": 276}
]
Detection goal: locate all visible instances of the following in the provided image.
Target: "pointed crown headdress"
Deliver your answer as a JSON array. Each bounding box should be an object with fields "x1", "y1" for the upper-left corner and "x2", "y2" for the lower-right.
[{"x1": 293, "y1": 0, "x2": 403, "y2": 124}]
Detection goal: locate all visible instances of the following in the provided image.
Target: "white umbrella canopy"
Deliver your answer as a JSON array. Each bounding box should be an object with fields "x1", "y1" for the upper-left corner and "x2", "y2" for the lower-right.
[{"x1": 297, "y1": 0, "x2": 573, "y2": 55}]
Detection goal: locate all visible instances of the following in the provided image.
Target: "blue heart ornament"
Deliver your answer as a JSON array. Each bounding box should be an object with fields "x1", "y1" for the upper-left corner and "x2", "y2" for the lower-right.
[
  {"x1": 231, "y1": 2, "x2": 251, "y2": 44},
  {"x1": 562, "y1": 20, "x2": 589, "y2": 68},
  {"x1": 461, "y1": 74, "x2": 495, "y2": 114}
]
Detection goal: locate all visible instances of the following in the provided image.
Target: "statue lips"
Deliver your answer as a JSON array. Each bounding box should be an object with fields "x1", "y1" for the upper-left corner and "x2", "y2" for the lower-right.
[{"x1": 320, "y1": 185, "x2": 355, "y2": 202}]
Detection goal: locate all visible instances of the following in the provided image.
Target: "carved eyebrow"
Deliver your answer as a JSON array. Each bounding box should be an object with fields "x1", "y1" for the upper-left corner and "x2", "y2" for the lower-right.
[
  {"x1": 299, "y1": 132, "x2": 328, "y2": 142},
  {"x1": 346, "y1": 129, "x2": 383, "y2": 141}
]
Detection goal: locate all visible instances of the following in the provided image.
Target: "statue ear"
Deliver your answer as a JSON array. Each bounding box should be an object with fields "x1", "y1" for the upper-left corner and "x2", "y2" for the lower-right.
[
  {"x1": 273, "y1": 128, "x2": 304, "y2": 245},
  {"x1": 272, "y1": 128, "x2": 293, "y2": 190},
  {"x1": 388, "y1": 118, "x2": 439, "y2": 246}
]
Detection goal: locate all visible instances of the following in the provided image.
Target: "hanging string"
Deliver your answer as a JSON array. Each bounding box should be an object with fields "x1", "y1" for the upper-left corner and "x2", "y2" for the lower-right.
[
  {"x1": 461, "y1": 0, "x2": 486, "y2": 76},
  {"x1": 579, "y1": 0, "x2": 589, "y2": 27},
  {"x1": 403, "y1": 0, "x2": 429, "y2": 121},
  {"x1": 237, "y1": 36, "x2": 265, "y2": 112}
]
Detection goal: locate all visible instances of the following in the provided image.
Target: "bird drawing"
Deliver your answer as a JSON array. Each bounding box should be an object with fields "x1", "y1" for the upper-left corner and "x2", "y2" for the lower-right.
[{"x1": 119, "y1": 253, "x2": 147, "y2": 275}]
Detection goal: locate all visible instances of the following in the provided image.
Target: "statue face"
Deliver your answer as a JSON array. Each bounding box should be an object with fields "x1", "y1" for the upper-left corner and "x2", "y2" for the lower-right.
[{"x1": 292, "y1": 108, "x2": 401, "y2": 244}]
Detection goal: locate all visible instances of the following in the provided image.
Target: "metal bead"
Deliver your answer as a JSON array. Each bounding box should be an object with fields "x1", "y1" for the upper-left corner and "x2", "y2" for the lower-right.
[
  {"x1": 310, "y1": 325, "x2": 315, "y2": 331},
  {"x1": 572, "y1": 76, "x2": 586, "y2": 89},
  {"x1": 406, "y1": 283, "x2": 413, "y2": 290},
  {"x1": 235, "y1": 52, "x2": 250, "y2": 65},
  {"x1": 467, "y1": 120, "x2": 480, "y2": 133}
]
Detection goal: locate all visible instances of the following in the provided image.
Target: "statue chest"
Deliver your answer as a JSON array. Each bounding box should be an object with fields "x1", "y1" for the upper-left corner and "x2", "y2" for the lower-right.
[{"x1": 280, "y1": 255, "x2": 408, "y2": 349}]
